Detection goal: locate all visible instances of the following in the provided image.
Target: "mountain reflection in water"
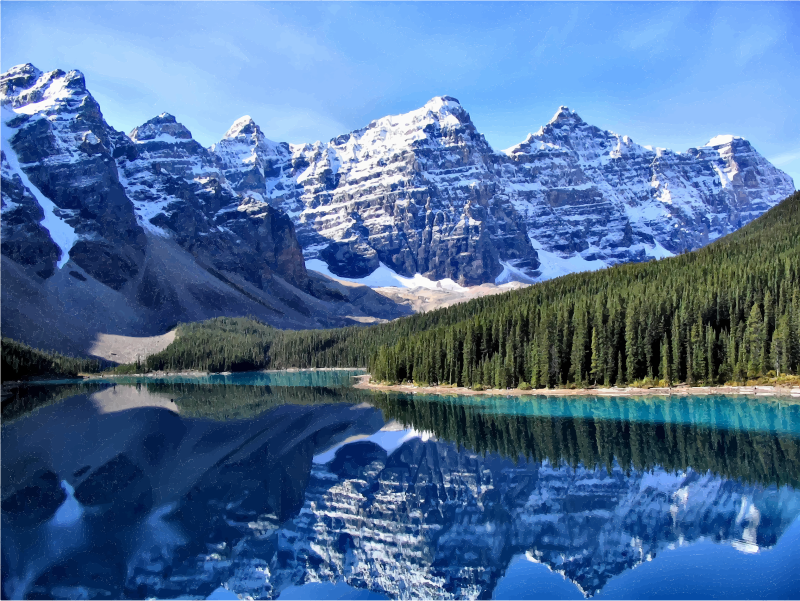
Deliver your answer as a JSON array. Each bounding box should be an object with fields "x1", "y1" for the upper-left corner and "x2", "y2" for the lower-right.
[{"x1": 1, "y1": 378, "x2": 799, "y2": 600}]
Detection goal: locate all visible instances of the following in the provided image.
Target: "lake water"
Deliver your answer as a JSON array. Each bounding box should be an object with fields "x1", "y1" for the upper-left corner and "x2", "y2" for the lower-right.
[{"x1": 2, "y1": 371, "x2": 799, "y2": 600}]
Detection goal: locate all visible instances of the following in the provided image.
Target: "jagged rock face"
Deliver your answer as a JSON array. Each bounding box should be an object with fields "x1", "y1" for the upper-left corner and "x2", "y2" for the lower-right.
[
  {"x1": 0, "y1": 64, "x2": 311, "y2": 295},
  {"x1": 0, "y1": 151, "x2": 60, "y2": 278},
  {"x1": 211, "y1": 115, "x2": 291, "y2": 200},
  {"x1": 0, "y1": 64, "x2": 146, "y2": 288},
  {"x1": 214, "y1": 97, "x2": 536, "y2": 284},
  {"x1": 2, "y1": 61, "x2": 794, "y2": 296},
  {"x1": 504, "y1": 107, "x2": 795, "y2": 264},
  {"x1": 214, "y1": 101, "x2": 794, "y2": 284},
  {"x1": 121, "y1": 112, "x2": 309, "y2": 290}
]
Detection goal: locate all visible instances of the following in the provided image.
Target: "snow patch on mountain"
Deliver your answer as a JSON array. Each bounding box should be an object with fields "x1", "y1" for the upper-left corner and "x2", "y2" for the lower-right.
[
  {"x1": 527, "y1": 236, "x2": 608, "y2": 282},
  {"x1": 704, "y1": 135, "x2": 740, "y2": 147},
  {"x1": 306, "y1": 259, "x2": 468, "y2": 291},
  {"x1": 1, "y1": 107, "x2": 78, "y2": 267},
  {"x1": 211, "y1": 99, "x2": 793, "y2": 289}
]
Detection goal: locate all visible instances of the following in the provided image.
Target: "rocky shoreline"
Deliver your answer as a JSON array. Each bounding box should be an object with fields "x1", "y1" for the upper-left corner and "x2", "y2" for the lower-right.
[{"x1": 353, "y1": 375, "x2": 800, "y2": 399}]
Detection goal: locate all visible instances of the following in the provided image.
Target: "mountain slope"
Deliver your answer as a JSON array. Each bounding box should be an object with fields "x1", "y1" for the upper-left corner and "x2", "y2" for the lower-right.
[
  {"x1": 0, "y1": 64, "x2": 409, "y2": 356},
  {"x1": 133, "y1": 191, "x2": 800, "y2": 387},
  {"x1": 213, "y1": 100, "x2": 794, "y2": 285},
  {"x1": 214, "y1": 97, "x2": 535, "y2": 285},
  {"x1": 1, "y1": 61, "x2": 794, "y2": 357}
]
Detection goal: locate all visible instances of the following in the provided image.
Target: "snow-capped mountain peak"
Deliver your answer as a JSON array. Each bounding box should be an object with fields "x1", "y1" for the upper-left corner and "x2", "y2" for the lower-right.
[
  {"x1": 0, "y1": 65, "x2": 89, "y2": 117},
  {"x1": 703, "y1": 134, "x2": 744, "y2": 148},
  {"x1": 210, "y1": 97, "x2": 792, "y2": 286},
  {"x1": 129, "y1": 113, "x2": 193, "y2": 143},
  {"x1": 0, "y1": 64, "x2": 44, "y2": 103},
  {"x1": 4, "y1": 60, "x2": 792, "y2": 294},
  {"x1": 548, "y1": 104, "x2": 583, "y2": 125},
  {"x1": 364, "y1": 95, "x2": 471, "y2": 136},
  {"x1": 223, "y1": 114, "x2": 261, "y2": 139},
  {"x1": 212, "y1": 115, "x2": 289, "y2": 201},
  {"x1": 423, "y1": 94, "x2": 464, "y2": 114}
]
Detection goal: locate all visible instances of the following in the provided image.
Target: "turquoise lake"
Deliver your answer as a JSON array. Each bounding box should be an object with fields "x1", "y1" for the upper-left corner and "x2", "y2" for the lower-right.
[{"x1": 2, "y1": 371, "x2": 799, "y2": 599}]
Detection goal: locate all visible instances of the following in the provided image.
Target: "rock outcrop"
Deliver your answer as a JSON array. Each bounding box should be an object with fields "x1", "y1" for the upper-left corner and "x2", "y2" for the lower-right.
[
  {"x1": 213, "y1": 100, "x2": 794, "y2": 285},
  {"x1": 121, "y1": 112, "x2": 309, "y2": 290},
  {"x1": 1, "y1": 64, "x2": 146, "y2": 289},
  {"x1": 0, "y1": 64, "x2": 409, "y2": 356},
  {"x1": 214, "y1": 97, "x2": 536, "y2": 285},
  {"x1": 503, "y1": 107, "x2": 795, "y2": 268}
]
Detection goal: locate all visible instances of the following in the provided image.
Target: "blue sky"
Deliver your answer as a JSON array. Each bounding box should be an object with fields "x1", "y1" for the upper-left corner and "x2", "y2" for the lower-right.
[{"x1": 2, "y1": 2, "x2": 798, "y2": 185}]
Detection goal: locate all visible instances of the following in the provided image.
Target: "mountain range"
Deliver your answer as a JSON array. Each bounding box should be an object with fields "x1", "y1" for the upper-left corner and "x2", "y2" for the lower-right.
[{"x1": 0, "y1": 63, "x2": 794, "y2": 354}]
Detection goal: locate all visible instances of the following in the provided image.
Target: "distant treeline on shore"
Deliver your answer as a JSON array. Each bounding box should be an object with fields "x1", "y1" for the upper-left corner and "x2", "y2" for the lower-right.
[
  {"x1": 4, "y1": 191, "x2": 799, "y2": 391},
  {"x1": 125, "y1": 191, "x2": 800, "y2": 390},
  {"x1": 1, "y1": 338, "x2": 101, "y2": 383}
]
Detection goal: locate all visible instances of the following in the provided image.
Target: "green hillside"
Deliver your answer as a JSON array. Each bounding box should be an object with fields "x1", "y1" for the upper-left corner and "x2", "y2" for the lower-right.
[
  {"x1": 1, "y1": 338, "x2": 101, "y2": 383},
  {"x1": 369, "y1": 191, "x2": 800, "y2": 387},
  {"x1": 126, "y1": 191, "x2": 800, "y2": 388}
]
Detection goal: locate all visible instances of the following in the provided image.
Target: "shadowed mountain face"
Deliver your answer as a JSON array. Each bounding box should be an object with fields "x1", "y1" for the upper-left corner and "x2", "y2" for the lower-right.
[
  {"x1": 0, "y1": 61, "x2": 795, "y2": 354},
  {"x1": 2, "y1": 381, "x2": 799, "y2": 600},
  {"x1": 0, "y1": 64, "x2": 409, "y2": 355}
]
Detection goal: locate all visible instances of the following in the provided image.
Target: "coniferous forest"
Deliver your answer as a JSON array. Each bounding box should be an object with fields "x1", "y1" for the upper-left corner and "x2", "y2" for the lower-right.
[
  {"x1": 368, "y1": 191, "x2": 800, "y2": 388},
  {"x1": 141, "y1": 191, "x2": 800, "y2": 388},
  {"x1": 4, "y1": 191, "x2": 799, "y2": 387},
  {"x1": 1, "y1": 338, "x2": 101, "y2": 383}
]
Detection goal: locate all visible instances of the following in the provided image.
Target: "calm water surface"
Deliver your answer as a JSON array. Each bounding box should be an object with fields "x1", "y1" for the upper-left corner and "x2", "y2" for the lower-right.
[{"x1": 2, "y1": 371, "x2": 799, "y2": 600}]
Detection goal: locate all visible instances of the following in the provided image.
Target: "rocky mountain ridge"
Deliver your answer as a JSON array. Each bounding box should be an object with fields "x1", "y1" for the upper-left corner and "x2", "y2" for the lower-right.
[
  {"x1": 1, "y1": 62, "x2": 795, "y2": 355},
  {"x1": 1, "y1": 64, "x2": 408, "y2": 356},
  {"x1": 212, "y1": 98, "x2": 794, "y2": 284}
]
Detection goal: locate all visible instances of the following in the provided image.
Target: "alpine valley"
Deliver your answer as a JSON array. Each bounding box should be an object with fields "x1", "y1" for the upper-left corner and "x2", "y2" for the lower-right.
[{"x1": 0, "y1": 63, "x2": 794, "y2": 356}]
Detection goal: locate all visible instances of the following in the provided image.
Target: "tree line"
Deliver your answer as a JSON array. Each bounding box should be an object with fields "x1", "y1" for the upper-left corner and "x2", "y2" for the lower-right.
[
  {"x1": 369, "y1": 192, "x2": 800, "y2": 388},
  {"x1": 1, "y1": 338, "x2": 101, "y2": 382},
  {"x1": 11, "y1": 192, "x2": 797, "y2": 388}
]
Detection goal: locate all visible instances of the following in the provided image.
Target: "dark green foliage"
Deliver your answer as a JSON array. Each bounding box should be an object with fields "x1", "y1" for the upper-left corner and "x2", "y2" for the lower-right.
[
  {"x1": 1, "y1": 338, "x2": 101, "y2": 382},
  {"x1": 144, "y1": 317, "x2": 274, "y2": 373},
  {"x1": 113, "y1": 192, "x2": 800, "y2": 385},
  {"x1": 368, "y1": 192, "x2": 800, "y2": 387}
]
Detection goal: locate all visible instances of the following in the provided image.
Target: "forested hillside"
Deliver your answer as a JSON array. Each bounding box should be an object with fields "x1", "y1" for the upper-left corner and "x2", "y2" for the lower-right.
[
  {"x1": 134, "y1": 191, "x2": 800, "y2": 389},
  {"x1": 370, "y1": 191, "x2": 800, "y2": 387},
  {"x1": 1, "y1": 338, "x2": 101, "y2": 382}
]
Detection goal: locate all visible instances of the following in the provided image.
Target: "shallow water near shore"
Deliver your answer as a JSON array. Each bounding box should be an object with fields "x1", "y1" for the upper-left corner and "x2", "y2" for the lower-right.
[{"x1": 2, "y1": 370, "x2": 800, "y2": 599}]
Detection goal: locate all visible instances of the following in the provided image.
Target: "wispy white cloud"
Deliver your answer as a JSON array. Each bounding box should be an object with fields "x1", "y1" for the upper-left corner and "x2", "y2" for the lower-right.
[
  {"x1": 708, "y1": 7, "x2": 787, "y2": 68},
  {"x1": 735, "y1": 25, "x2": 780, "y2": 67},
  {"x1": 617, "y1": 5, "x2": 693, "y2": 53},
  {"x1": 209, "y1": 38, "x2": 250, "y2": 64}
]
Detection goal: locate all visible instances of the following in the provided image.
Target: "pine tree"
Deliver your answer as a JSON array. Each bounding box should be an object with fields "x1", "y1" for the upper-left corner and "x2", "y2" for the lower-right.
[
  {"x1": 746, "y1": 303, "x2": 764, "y2": 378},
  {"x1": 660, "y1": 335, "x2": 671, "y2": 385},
  {"x1": 590, "y1": 326, "x2": 601, "y2": 385},
  {"x1": 462, "y1": 322, "x2": 473, "y2": 387}
]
